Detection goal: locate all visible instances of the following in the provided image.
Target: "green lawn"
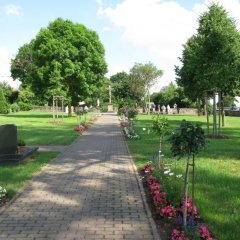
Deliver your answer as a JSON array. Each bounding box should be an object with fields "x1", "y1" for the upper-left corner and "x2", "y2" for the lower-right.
[
  {"x1": 0, "y1": 111, "x2": 97, "y2": 200},
  {"x1": 0, "y1": 111, "x2": 95, "y2": 145},
  {"x1": 127, "y1": 114, "x2": 240, "y2": 240},
  {"x1": 0, "y1": 152, "x2": 59, "y2": 197}
]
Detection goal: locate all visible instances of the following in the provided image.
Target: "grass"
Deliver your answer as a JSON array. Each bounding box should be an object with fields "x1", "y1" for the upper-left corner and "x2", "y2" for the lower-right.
[
  {"x1": 0, "y1": 110, "x2": 98, "y2": 201},
  {"x1": 0, "y1": 152, "x2": 59, "y2": 198},
  {"x1": 0, "y1": 111, "x2": 97, "y2": 145},
  {"x1": 127, "y1": 114, "x2": 240, "y2": 240}
]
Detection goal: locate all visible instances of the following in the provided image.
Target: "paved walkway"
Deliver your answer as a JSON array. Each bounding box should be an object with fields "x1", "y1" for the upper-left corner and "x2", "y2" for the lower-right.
[{"x1": 0, "y1": 113, "x2": 160, "y2": 240}]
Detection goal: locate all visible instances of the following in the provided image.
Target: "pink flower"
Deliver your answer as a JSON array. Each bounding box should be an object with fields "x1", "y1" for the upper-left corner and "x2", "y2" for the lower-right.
[
  {"x1": 160, "y1": 205, "x2": 176, "y2": 218},
  {"x1": 171, "y1": 229, "x2": 189, "y2": 240},
  {"x1": 199, "y1": 225, "x2": 216, "y2": 240},
  {"x1": 147, "y1": 175, "x2": 157, "y2": 185},
  {"x1": 143, "y1": 164, "x2": 155, "y2": 173}
]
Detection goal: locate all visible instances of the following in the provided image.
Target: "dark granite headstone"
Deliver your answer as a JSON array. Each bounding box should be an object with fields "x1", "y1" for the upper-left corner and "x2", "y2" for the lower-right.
[
  {"x1": 0, "y1": 124, "x2": 38, "y2": 164},
  {"x1": 0, "y1": 124, "x2": 17, "y2": 154}
]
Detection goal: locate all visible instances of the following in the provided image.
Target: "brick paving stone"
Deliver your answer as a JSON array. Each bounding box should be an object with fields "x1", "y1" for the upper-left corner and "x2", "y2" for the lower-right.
[{"x1": 0, "y1": 113, "x2": 160, "y2": 240}]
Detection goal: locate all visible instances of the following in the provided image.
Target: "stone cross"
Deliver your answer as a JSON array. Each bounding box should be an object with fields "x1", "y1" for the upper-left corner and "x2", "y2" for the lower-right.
[{"x1": 107, "y1": 85, "x2": 113, "y2": 104}]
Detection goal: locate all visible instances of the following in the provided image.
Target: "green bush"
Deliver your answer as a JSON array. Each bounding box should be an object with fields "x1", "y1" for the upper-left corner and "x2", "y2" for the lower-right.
[
  {"x1": 18, "y1": 101, "x2": 33, "y2": 111},
  {"x1": 10, "y1": 103, "x2": 20, "y2": 112},
  {"x1": 0, "y1": 88, "x2": 9, "y2": 114}
]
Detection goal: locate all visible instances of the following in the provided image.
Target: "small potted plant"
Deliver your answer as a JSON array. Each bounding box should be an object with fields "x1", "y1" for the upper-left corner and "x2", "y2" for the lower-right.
[{"x1": 17, "y1": 139, "x2": 26, "y2": 153}]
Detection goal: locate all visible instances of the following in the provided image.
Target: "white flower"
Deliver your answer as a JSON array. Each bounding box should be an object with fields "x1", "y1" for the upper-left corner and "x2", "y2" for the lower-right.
[
  {"x1": 169, "y1": 172, "x2": 174, "y2": 176},
  {"x1": 176, "y1": 174, "x2": 183, "y2": 178},
  {"x1": 164, "y1": 170, "x2": 171, "y2": 174},
  {"x1": 147, "y1": 161, "x2": 152, "y2": 164},
  {"x1": 142, "y1": 128, "x2": 146, "y2": 131}
]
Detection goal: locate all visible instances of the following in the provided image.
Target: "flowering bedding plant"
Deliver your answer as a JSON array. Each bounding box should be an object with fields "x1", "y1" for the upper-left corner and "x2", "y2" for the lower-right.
[
  {"x1": 142, "y1": 164, "x2": 217, "y2": 240},
  {"x1": 73, "y1": 123, "x2": 90, "y2": 132},
  {"x1": 0, "y1": 186, "x2": 7, "y2": 200}
]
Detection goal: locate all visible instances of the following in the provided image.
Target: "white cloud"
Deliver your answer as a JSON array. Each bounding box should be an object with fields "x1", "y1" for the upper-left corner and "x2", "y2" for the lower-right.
[
  {"x1": 103, "y1": 26, "x2": 111, "y2": 31},
  {"x1": 106, "y1": 64, "x2": 130, "y2": 77},
  {"x1": 99, "y1": 0, "x2": 240, "y2": 91},
  {"x1": 0, "y1": 47, "x2": 21, "y2": 89},
  {"x1": 4, "y1": 4, "x2": 22, "y2": 16}
]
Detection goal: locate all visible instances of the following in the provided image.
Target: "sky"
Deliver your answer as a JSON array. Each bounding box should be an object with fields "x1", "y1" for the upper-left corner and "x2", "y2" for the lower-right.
[{"x1": 0, "y1": 0, "x2": 240, "y2": 93}]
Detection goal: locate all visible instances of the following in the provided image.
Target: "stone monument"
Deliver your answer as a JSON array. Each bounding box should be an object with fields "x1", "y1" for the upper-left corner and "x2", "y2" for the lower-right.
[
  {"x1": 0, "y1": 124, "x2": 17, "y2": 155},
  {"x1": 107, "y1": 85, "x2": 113, "y2": 112},
  {"x1": 0, "y1": 124, "x2": 38, "y2": 164}
]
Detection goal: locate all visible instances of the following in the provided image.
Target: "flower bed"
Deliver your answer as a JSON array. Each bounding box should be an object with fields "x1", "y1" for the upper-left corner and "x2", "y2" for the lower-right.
[
  {"x1": 0, "y1": 186, "x2": 8, "y2": 207},
  {"x1": 73, "y1": 123, "x2": 90, "y2": 132},
  {"x1": 142, "y1": 164, "x2": 217, "y2": 240}
]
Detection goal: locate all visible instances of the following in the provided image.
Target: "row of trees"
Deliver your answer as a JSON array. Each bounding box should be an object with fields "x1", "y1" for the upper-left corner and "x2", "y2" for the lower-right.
[
  {"x1": 3, "y1": 3, "x2": 239, "y2": 122},
  {"x1": 151, "y1": 82, "x2": 195, "y2": 108},
  {"x1": 0, "y1": 81, "x2": 40, "y2": 113},
  {"x1": 110, "y1": 63, "x2": 163, "y2": 113},
  {"x1": 176, "y1": 3, "x2": 240, "y2": 135}
]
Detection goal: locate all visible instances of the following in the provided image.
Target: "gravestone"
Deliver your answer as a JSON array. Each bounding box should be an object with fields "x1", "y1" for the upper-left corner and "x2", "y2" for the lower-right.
[
  {"x1": 0, "y1": 124, "x2": 38, "y2": 164},
  {"x1": 0, "y1": 124, "x2": 17, "y2": 155}
]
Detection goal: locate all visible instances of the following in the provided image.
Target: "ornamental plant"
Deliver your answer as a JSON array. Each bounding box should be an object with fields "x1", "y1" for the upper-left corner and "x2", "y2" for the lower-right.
[
  {"x1": 169, "y1": 120, "x2": 206, "y2": 226},
  {"x1": 0, "y1": 186, "x2": 7, "y2": 200},
  {"x1": 0, "y1": 88, "x2": 9, "y2": 114},
  {"x1": 152, "y1": 114, "x2": 170, "y2": 168},
  {"x1": 126, "y1": 108, "x2": 138, "y2": 119}
]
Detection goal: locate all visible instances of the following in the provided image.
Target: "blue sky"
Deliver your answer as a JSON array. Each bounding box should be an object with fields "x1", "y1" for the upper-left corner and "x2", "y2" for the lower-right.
[{"x1": 0, "y1": 0, "x2": 240, "y2": 92}]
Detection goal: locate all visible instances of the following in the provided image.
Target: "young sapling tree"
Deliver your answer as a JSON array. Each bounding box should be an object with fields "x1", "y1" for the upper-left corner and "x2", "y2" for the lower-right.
[{"x1": 169, "y1": 120, "x2": 206, "y2": 226}]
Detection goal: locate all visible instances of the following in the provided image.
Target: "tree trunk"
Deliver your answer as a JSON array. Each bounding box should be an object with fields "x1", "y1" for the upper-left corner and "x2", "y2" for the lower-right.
[
  {"x1": 148, "y1": 89, "x2": 151, "y2": 115},
  {"x1": 221, "y1": 92, "x2": 225, "y2": 127},
  {"x1": 197, "y1": 98, "x2": 201, "y2": 116},
  {"x1": 213, "y1": 92, "x2": 217, "y2": 136},
  {"x1": 52, "y1": 97, "x2": 55, "y2": 121},
  {"x1": 158, "y1": 137, "x2": 163, "y2": 168},
  {"x1": 205, "y1": 93, "x2": 209, "y2": 135},
  {"x1": 183, "y1": 157, "x2": 190, "y2": 226},
  {"x1": 192, "y1": 154, "x2": 195, "y2": 218},
  {"x1": 218, "y1": 91, "x2": 221, "y2": 135},
  {"x1": 68, "y1": 103, "x2": 72, "y2": 117}
]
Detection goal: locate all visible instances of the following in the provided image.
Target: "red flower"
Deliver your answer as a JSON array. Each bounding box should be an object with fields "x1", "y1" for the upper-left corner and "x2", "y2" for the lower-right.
[
  {"x1": 199, "y1": 225, "x2": 216, "y2": 240},
  {"x1": 171, "y1": 229, "x2": 189, "y2": 240},
  {"x1": 160, "y1": 205, "x2": 176, "y2": 218}
]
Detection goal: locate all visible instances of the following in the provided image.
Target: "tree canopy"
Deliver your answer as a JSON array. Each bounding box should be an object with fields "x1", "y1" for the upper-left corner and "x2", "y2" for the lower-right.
[
  {"x1": 11, "y1": 18, "x2": 107, "y2": 107},
  {"x1": 110, "y1": 71, "x2": 135, "y2": 102},
  {"x1": 176, "y1": 3, "x2": 240, "y2": 100},
  {"x1": 129, "y1": 62, "x2": 163, "y2": 112},
  {"x1": 151, "y1": 82, "x2": 194, "y2": 108}
]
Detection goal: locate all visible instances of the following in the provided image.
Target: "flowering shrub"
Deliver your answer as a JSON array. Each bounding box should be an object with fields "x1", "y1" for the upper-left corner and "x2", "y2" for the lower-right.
[
  {"x1": 180, "y1": 195, "x2": 198, "y2": 218},
  {"x1": 143, "y1": 164, "x2": 155, "y2": 173},
  {"x1": 171, "y1": 229, "x2": 189, "y2": 240},
  {"x1": 199, "y1": 225, "x2": 216, "y2": 240},
  {"x1": 142, "y1": 164, "x2": 217, "y2": 240},
  {"x1": 0, "y1": 186, "x2": 7, "y2": 200},
  {"x1": 123, "y1": 128, "x2": 139, "y2": 139},
  {"x1": 74, "y1": 126, "x2": 85, "y2": 132},
  {"x1": 160, "y1": 204, "x2": 176, "y2": 218},
  {"x1": 126, "y1": 108, "x2": 138, "y2": 119}
]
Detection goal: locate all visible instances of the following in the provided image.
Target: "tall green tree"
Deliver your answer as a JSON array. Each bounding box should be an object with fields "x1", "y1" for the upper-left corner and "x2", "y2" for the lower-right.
[
  {"x1": 129, "y1": 62, "x2": 163, "y2": 113},
  {"x1": 0, "y1": 81, "x2": 18, "y2": 104},
  {"x1": 151, "y1": 82, "x2": 194, "y2": 108},
  {"x1": 176, "y1": 3, "x2": 240, "y2": 98},
  {"x1": 176, "y1": 3, "x2": 240, "y2": 135},
  {"x1": 0, "y1": 87, "x2": 9, "y2": 114},
  {"x1": 110, "y1": 71, "x2": 135, "y2": 104},
  {"x1": 11, "y1": 18, "x2": 107, "y2": 115}
]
